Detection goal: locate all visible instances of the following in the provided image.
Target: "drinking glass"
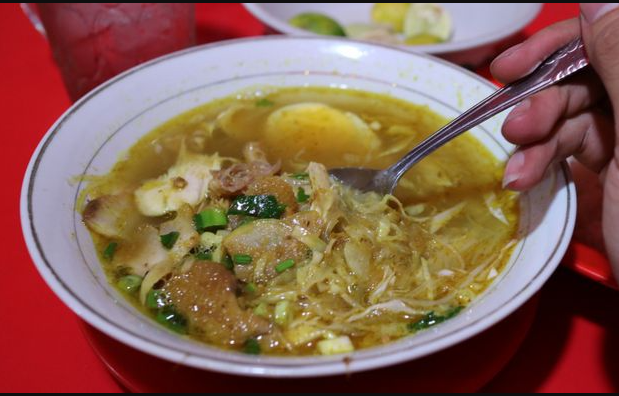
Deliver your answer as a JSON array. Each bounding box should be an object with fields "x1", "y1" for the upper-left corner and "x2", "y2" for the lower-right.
[{"x1": 22, "y1": 3, "x2": 196, "y2": 101}]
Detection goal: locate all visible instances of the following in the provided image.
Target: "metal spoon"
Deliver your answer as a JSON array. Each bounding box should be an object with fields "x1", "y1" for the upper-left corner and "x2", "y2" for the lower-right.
[{"x1": 329, "y1": 38, "x2": 589, "y2": 195}]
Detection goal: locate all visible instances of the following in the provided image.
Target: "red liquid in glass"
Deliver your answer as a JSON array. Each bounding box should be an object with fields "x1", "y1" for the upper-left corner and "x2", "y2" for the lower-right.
[{"x1": 37, "y1": 3, "x2": 195, "y2": 101}]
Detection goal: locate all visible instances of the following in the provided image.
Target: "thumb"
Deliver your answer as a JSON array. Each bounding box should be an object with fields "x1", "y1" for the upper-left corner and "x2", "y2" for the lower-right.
[
  {"x1": 580, "y1": 3, "x2": 619, "y2": 281},
  {"x1": 580, "y1": 4, "x2": 619, "y2": 107}
]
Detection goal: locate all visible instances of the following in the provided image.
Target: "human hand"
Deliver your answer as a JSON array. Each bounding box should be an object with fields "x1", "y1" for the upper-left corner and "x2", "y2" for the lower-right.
[{"x1": 490, "y1": 3, "x2": 619, "y2": 277}]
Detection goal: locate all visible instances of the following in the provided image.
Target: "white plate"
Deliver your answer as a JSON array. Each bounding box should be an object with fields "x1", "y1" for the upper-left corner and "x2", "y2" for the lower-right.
[
  {"x1": 244, "y1": 3, "x2": 542, "y2": 66},
  {"x1": 21, "y1": 36, "x2": 574, "y2": 378}
]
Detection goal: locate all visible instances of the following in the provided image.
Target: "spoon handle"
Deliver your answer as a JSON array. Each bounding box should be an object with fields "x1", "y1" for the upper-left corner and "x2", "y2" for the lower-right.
[{"x1": 385, "y1": 37, "x2": 589, "y2": 188}]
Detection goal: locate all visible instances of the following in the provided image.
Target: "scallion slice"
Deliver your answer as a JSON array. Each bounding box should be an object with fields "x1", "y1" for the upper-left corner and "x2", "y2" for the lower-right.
[
  {"x1": 160, "y1": 231, "x2": 180, "y2": 250},
  {"x1": 117, "y1": 275, "x2": 143, "y2": 294},
  {"x1": 194, "y1": 208, "x2": 228, "y2": 232},
  {"x1": 296, "y1": 187, "x2": 310, "y2": 203},
  {"x1": 290, "y1": 172, "x2": 309, "y2": 180},
  {"x1": 103, "y1": 242, "x2": 118, "y2": 261},
  {"x1": 245, "y1": 282, "x2": 257, "y2": 293},
  {"x1": 243, "y1": 338, "x2": 261, "y2": 355},
  {"x1": 255, "y1": 98, "x2": 274, "y2": 107},
  {"x1": 275, "y1": 259, "x2": 295, "y2": 273},
  {"x1": 233, "y1": 254, "x2": 253, "y2": 265}
]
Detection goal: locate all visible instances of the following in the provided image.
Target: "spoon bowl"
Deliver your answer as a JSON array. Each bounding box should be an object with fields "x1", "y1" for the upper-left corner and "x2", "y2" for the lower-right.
[
  {"x1": 328, "y1": 167, "x2": 391, "y2": 195},
  {"x1": 330, "y1": 38, "x2": 588, "y2": 194}
]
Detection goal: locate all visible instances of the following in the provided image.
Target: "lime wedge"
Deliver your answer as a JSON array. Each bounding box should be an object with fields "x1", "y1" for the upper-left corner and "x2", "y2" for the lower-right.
[
  {"x1": 403, "y1": 3, "x2": 452, "y2": 42},
  {"x1": 289, "y1": 13, "x2": 347, "y2": 37},
  {"x1": 404, "y1": 33, "x2": 444, "y2": 45},
  {"x1": 371, "y1": 3, "x2": 410, "y2": 33},
  {"x1": 345, "y1": 23, "x2": 402, "y2": 45}
]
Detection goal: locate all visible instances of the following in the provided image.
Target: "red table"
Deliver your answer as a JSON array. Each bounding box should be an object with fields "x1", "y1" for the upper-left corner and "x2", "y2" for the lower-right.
[{"x1": 3, "y1": 3, "x2": 618, "y2": 392}]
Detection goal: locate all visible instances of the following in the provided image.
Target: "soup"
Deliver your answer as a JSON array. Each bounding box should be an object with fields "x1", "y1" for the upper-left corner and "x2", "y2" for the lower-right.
[{"x1": 81, "y1": 87, "x2": 518, "y2": 356}]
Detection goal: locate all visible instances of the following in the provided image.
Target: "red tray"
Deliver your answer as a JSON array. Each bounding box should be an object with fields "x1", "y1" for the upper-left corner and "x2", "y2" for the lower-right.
[
  {"x1": 563, "y1": 242, "x2": 618, "y2": 290},
  {"x1": 80, "y1": 296, "x2": 539, "y2": 393}
]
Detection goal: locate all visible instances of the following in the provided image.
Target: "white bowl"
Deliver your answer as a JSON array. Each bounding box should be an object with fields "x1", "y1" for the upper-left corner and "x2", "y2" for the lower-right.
[
  {"x1": 21, "y1": 36, "x2": 575, "y2": 377},
  {"x1": 243, "y1": 3, "x2": 543, "y2": 66}
]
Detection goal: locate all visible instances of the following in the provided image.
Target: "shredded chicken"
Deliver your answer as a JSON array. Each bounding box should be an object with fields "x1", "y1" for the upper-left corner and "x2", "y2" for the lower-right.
[{"x1": 308, "y1": 162, "x2": 343, "y2": 237}]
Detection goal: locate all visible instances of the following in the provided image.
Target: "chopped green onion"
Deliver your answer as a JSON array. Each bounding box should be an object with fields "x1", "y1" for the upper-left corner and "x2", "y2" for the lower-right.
[
  {"x1": 196, "y1": 252, "x2": 213, "y2": 260},
  {"x1": 146, "y1": 289, "x2": 169, "y2": 310},
  {"x1": 222, "y1": 254, "x2": 234, "y2": 271},
  {"x1": 243, "y1": 338, "x2": 261, "y2": 355},
  {"x1": 407, "y1": 306, "x2": 463, "y2": 332},
  {"x1": 245, "y1": 282, "x2": 257, "y2": 294},
  {"x1": 228, "y1": 195, "x2": 286, "y2": 219},
  {"x1": 255, "y1": 98, "x2": 275, "y2": 107},
  {"x1": 275, "y1": 259, "x2": 295, "y2": 273},
  {"x1": 191, "y1": 246, "x2": 213, "y2": 261},
  {"x1": 290, "y1": 172, "x2": 309, "y2": 180},
  {"x1": 103, "y1": 242, "x2": 118, "y2": 261},
  {"x1": 194, "y1": 208, "x2": 228, "y2": 232},
  {"x1": 254, "y1": 302, "x2": 268, "y2": 317},
  {"x1": 117, "y1": 275, "x2": 143, "y2": 294},
  {"x1": 192, "y1": 232, "x2": 224, "y2": 260},
  {"x1": 296, "y1": 187, "x2": 310, "y2": 203},
  {"x1": 233, "y1": 254, "x2": 253, "y2": 265},
  {"x1": 446, "y1": 306, "x2": 463, "y2": 317},
  {"x1": 156, "y1": 307, "x2": 188, "y2": 334},
  {"x1": 160, "y1": 231, "x2": 180, "y2": 250}
]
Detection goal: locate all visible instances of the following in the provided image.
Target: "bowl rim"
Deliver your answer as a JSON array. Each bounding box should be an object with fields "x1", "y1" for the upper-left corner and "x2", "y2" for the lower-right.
[
  {"x1": 21, "y1": 35, "x2": 575, "y2": 377},
  {"x1": 242, "y1": 3, "x2": 543, "y2": 54}
]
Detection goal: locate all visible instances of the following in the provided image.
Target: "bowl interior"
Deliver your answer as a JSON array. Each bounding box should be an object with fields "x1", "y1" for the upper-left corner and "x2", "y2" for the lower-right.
[
  {"x1": 21, "y1": 37, "x2": 575, "y2": 377},
  {"x1": 243, "y1": 3, "x2": 542, "y2": 54}
]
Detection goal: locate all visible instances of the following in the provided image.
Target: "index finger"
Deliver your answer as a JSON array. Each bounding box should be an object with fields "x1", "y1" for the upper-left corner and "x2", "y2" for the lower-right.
[{"x1": 490, "y1": 18, "x2": 581, "y2": 84}]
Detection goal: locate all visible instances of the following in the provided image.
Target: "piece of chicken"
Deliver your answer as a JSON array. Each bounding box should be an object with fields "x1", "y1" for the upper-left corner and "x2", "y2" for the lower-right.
[
  {"x1": 162, "y1": 261, "x2": 270, "y2": 346},
  {"x1": 106, "y1": 205, "x2": 199, "y2": 277},
  {"x1": 158, "y1": 205, "x2": 201, "y2": 262},
  {"x1": 223, "y1": 211, "x2": 323, "y2": 284},
  {"x1": 83, "y1": 193, "x2": 141, "y2": 239},
  {"x1": 113, "y1": 224, "x2": 169, "y2": 277},
  {"x1": 134, "y1": 147, "x2": 224, "y2": 217}
]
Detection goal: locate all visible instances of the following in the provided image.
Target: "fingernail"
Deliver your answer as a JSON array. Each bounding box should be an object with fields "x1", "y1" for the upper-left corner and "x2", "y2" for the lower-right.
[
  {"x1": 503, "y1": 151, "x2": 525, "y2": 189},
  {"x1": 505, "y1": 99, "x2": 531, "y2": 124},
  {"x1": 581, "y1": 3, "x2": 619, "y2": 23},
  {"x1": 494, "y1": 43, "x2": 523, "y2": 62}
]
